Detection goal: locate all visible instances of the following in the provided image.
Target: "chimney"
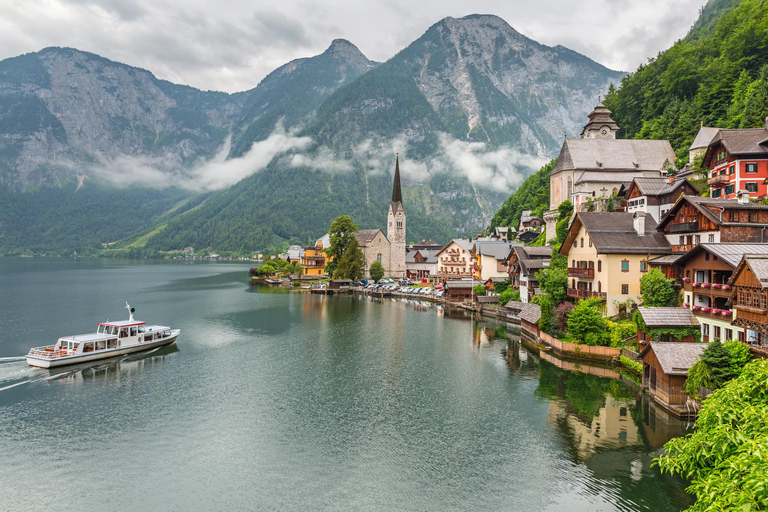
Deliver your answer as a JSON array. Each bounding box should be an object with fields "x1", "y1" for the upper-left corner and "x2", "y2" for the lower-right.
[
  {"x1": 737, "y1": 190, "x2": 750, "y2": 204},
  {"x1": 633, "y1": 211, "x2": 646, "y2": 236}
]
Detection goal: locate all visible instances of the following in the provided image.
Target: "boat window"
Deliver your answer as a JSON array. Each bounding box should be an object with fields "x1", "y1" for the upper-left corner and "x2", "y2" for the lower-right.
[
  {"x1": 138, "y1": 326, "x2": 145, "y2": 333},
  {"x1": 164, "y1": 330, "x2": 171, "y2": 337},
  {"x1": 130, "y1": 327, "x2": 137, "y2": 337},
  {"x1": 96, "y1": 340, "x2": 106, "y2": 351},
  {"x1": 119, "y1": 328, "x2": 128, "y2": 338},
  {"x1": 97, "y1": 325, "x2": 104, "y2": 333},
  {"x1": 107, "y1": 339, "x2": 117, "y2": 349},
  {"x1": 83, "y1": 343, "x2": 94, "y2": 353}
]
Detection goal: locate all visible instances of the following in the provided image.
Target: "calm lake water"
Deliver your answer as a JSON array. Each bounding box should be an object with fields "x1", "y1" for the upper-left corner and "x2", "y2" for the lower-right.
[{"x1": 0, "y1": 259, "x2": 693, "y2": 511}]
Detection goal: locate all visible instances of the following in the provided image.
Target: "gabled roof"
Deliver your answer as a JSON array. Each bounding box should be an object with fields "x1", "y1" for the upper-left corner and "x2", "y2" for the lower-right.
[
  {"x1": 552, "y1": 138, "x2": 676, "y2": 174},
  {"x1": 640, "y1": 342, "x2": 707, "y2": 376},
  {"x1": 406, "y1": 249, "x2": 439, "y2": 264},
  {"x1": 436, "y1": 238, "x2": 475, "y2": 257},
  {"x1": 729, "y1": 254, "x2": 768, "y2": 289},
  {"x1": 445, "y1": 280, "x2": 483, "y2": 289},
  {"x1": 637, "y1": 307, "x2": 699, "y2": 328},
  {"x1": 505, "y1": 300, "x2": 525, "y2": 311},
  {"x1": 628, "y1": 177, "x2": 695, "y2": 197},
  {"x1": 520, "y1": 210, "x2": 540, "y2": 223},
  {"x1": 689, "y1": 126, "x2": 720, "y2": 151},
  {"x1": 648, "y1": 253, "x2": 686, "y2": 266},
  {"x1": 513, "y1": 245, "x2": 553, "y2": 276},
  {"x1": 560, "y1": 212, "x2": 671, "y2": 255},
  {"x1": 477, "y1": 295, "x2": 500, "y2": 304},
  {"x1": 673, "y1": 243, "x2": 768, "y2": 269},
  {"x1": 316, "y1": 233, "x2": 331, "y2": 248},
  {"x1": 476, "y1": 241, "x2": 518, "y2": 260},
  {"x1": 703, "y1": 128, "x2": 768, "y2": 164},
  {"x1": 355, "y1": 229, "x2": 387, "y2": 246},
  {"x1": 519, "y1": 303, "x2": 541, "y2": 324},
  {"x1": 574, "y1": 171, "x2": 647, "y2": 185},
  {"x1": 657, "y1": 195, "x2": 768, "y2": 230}
]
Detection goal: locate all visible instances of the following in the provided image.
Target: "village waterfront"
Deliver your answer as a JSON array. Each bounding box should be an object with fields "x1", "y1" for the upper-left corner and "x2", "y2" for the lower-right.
[{"x1": 0, "y1": 258, "x2": 692, "y2": 511}]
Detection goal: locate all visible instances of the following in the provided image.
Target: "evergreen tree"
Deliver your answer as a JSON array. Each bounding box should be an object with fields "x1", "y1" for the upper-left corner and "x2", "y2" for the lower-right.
[
  {"x1": 333, "y1": 238, "x2": 366, "y2": 280},
  {"x1": 701, "y1": 340, "x2": 735, "y2": 388},
  {"x1": 369, "y1": 260, "x2": 385, "y2": 282}
]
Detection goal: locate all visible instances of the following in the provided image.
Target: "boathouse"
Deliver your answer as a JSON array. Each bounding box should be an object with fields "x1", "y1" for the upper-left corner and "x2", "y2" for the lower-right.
[
  {"x1": 639, "y1": 342, "x2": 707, "y2": 416},
  {"x1": 636, "y1": 307, "x2": 700, "y2": 346},
  {"x1": 519, "y1": 303, "x2": 542, "y2": 338},
  {"x1": 444, "y1": 280, "x2": 482, "y2": 303}
]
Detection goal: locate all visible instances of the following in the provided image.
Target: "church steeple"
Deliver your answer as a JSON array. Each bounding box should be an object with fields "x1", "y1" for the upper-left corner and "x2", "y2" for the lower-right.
[
  {"x1": 581, "y1": 98, "x2": 620, "y2": 139},
  {"x1": 391, "y1": 154, "x2": 403, "y2": 204}
]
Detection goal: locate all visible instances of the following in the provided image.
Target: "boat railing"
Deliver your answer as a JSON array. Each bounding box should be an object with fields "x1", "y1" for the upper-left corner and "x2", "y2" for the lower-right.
[{"x1": 27, "y1": 345, "x2": 71, "y2": 358}]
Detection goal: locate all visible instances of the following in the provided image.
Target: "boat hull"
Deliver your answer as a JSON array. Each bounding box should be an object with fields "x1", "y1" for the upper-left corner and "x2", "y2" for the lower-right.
[{"x1": 26, "y1": 330, "x2": 180, "y2": 369}]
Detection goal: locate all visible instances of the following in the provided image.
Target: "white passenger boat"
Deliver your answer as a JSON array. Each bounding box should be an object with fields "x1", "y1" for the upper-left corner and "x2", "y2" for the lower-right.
[{"x1": 26, "y1": 302, "x2": 180, "y2": 368}]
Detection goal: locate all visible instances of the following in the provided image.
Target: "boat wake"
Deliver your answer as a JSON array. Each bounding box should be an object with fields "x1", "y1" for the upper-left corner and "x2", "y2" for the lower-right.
[{"x1": 0, "y1": 356, "x2": 27, "y2": 362}]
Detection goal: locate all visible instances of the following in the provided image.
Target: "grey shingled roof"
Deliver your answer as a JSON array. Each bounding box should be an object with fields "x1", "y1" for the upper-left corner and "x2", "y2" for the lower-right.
[
  {"x1": 355, "y1": 229, "x2": 385, "y2": 246},
  {"x1": 476, "y1": 241, "x2": 517, "y2": 260},
  {"x1": 514, "y1": 245, "x2": 553, "y2": 276},
  {"x1": 658, "y1": 196, "x2": 768, "y2": 230},
  {"x1": 678, "y1": 243, "x2": 768, "y2": 268},
  {"x1": 569, "y1": 213, "x2": 671, "y2": 254},
  {"x1": 405, "y1": 249, "x2": 439, "y2": 264},
  {"x1": 519, "y1": 303, "x2": 541, "y2": 324},
  {"x1": 477, "y1": 296, "x2": 500, "y2": 304},
  {"x1": 505, "y1": 300, "x2": 525, "y2": 311},
  {"x1": 450, "y1": 238, "x2": 475, "y2": 252},
  {"x1": 689, "y1": 126, "x2": 720, "y2": 151},
  {"x1": 632, "y1": 177, "x2": 691, "y2": 196},
  {"x1": 708, "y1": 128, "x2": 768, "y2": 156},
  {"x1": 642, "y1": 342, "x2": 707, "y2": 376},
  {"x1": 638, "y1": 307, "x2": 700, "y2": 328},
  {"x1": 574, "y1": 171, "x2": 646, "y2": 185},
  {"x1": 744, "y1": 255, "x2": 768, "y2": 289},
  {"x1": 553, "y1": 138, "x2": 676, "y2": 173},
  {"x1": 648, "y1": 253, "x2": 685, "y2": 265},
  {"x1": 445, "y1": 280, "x2": 483, "y2": 289}
]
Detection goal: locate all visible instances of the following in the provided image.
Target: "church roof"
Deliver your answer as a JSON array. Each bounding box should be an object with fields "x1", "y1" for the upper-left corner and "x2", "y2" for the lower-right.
[
  {"x1": 580, "y1": 101, "x2": 620, "y2": 137},
  {"x1": 688, "y1": 126, "x2": 720, "y2": 151},
  {"x1": 355, "y1": 229, "x2": 386, "y2": 247},
  {"x1": 553, "y1": 138, "x2": 676, "y2": 174},
  {"x1": 391, "y1": 155, "x2": 403, "y2": 205}
]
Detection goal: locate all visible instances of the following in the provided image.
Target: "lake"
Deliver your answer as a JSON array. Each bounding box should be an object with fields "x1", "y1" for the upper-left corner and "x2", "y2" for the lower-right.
[{"x1": 0, "y1": 259, "x2": 693, "y2": 511}]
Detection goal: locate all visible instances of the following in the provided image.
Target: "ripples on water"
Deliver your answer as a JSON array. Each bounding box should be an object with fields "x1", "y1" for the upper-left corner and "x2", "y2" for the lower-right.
[{"x1": 0, "y1": 260, "x2": 693, "y2": 511}]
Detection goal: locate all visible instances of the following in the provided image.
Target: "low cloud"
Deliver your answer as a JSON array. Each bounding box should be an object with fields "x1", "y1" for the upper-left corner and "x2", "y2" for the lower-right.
[{"x1": 92, "y1": 127, "x2": 313, "y2": 190}]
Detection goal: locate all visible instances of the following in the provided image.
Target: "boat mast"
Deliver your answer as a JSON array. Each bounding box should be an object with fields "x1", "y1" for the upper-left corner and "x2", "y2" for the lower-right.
[{"x1": 125, "y1": 301, "x2": 135, "y2": 322}]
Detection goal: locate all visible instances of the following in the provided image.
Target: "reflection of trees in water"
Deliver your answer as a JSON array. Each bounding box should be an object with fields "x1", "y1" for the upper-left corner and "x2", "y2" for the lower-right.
[{"x1": 536, "y1": 360, "x2": 617, "y2": 422}]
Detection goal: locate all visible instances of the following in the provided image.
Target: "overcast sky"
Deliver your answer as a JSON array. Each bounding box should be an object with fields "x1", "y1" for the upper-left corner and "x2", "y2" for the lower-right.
[{"x1": 0, "y1": 0, "x2": 709, "y2": 93}]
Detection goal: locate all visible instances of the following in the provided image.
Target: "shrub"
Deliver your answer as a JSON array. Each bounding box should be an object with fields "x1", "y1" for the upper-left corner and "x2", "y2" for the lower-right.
[
  {"x1": 684, "y1": 360, "x2": 713, "y2": 399},
  {"x1": 701, "y1": 340, "x2": 735, "y2": 388},
  {"x1": 724, "y1": 340, "x2": 753, "y2": 377},
  {"x1": 369, "y1": 260, "x2": 385, "y2": 282},
  {"x1": 531, "y1": 295, "x2": 553, "y2": 334},
  {"x1": 554, "y1": 302, "x2": 574, "y2": 333},
  {"x1": 609, "y1": 321, "x2": 638, "y2": 348},
  {"x1": 619, "y1": 355, "x2": 642, "y2": 373},
  {"x1": 499, "y1": 288, "x2": 520, "y2": 306},
  {"x1": 567, "y1": 298, "x2": 611, "y2": 346},
  {"x1": 472, "y1": 284, "x2": 486, "y2": 297}
]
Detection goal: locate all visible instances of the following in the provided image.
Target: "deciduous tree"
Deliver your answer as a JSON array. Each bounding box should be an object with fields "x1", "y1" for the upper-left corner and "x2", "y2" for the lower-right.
[{"x1": 640, "y1": 268, "x2": 678, "y2": 307}]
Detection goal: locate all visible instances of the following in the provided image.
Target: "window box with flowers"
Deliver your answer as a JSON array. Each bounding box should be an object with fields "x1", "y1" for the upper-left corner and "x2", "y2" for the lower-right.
[
  {"x1": 723, "y1": 310, "x2": 733, "y2": 317},
  {"x1": 723, "y1": 285, "x2": 731, "y2": 290},
  {"x1": 693, "y1": 306, "x2": 702, "y2": 311},
  {"x1": 683, "y1": 277, "x2": 691, "y2": 282},
  {"x1": 693, "y1": 282, "x2": 702, "y2": 287},
  {"x1": 683, "y1": 303, "x2": 690, "y2": 307},
  {"x1": 702, "y1": 307, "x2": 711, "y2": 312},
  {"x1": 712, "y1": 283, "x2": 721, "y2": 289},
  {"x1": 702, "y1": 283, "x2": 711, "y2": 288}
]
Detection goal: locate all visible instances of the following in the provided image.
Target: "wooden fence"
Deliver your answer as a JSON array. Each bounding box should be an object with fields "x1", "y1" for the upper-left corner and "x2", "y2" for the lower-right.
[
  {"x1": 537, "y1": 331, "x2": 621, "y2": 359},
  {"x1": 621, "y1": 348, "x2": 640, "y2": 361}
]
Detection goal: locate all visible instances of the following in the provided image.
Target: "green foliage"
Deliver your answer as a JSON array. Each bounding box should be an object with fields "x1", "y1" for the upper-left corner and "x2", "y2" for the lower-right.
[
  {"x1": 656, "y1": 359, "x2": 768, "y2": 511},
  {"x1": 647, "y1": 327, "x2": 701, "y2": 343},
  {"x1": 609, "y1": 320, "x2": 638, "y2": 348},
  {"x1": 499, "y1": 288, "x2": 520, "y2": 306},
  {"x1": 640, "y1": 268, "x2": 679, "y2": 307},
  {"x1": 531, "y1": 295, "x2": 553, "y2": 334},
  {"x1": 701, "y1": 339, "x2": 736, "y2": 388},
  {"x1": 369, "y1": 260, "x2": 385, "y2": 282},
  {"x1": 554, "y1": 302, "x2": 574, "y2": 334},
  {"x1": 490, "y1": 160, "x2": 556, "y2": 230},
  {"x1": 536, "y1": 267, "x2": 568, "y2": 306},
  {"x1": 724, "y1": 340, "x2": 754, "y2": 377},
  {"x1": 619, "y1": 355, "x2": 642, "y2": 374},
  {"x1": 472, "y1": 284, "x2": 486, "y2": 296},
  {"x1": 684, "y1": 360, "x2": 714, "y2": 398},
  {"x1": 605, "y1": 0, "x2": 768, "y2": 165},
  {"x1": 567, "y1": 298, "x2": 611, "y2": 346},
  {"x1": 493, "y1": 280, "x2": 509, "y2": 294},
  {"x1": 254, "y1": 263, "x2": 276, "y2": 276},
  {"x1": 332, "y1": 237, "x2": 366, "y2": 280}
]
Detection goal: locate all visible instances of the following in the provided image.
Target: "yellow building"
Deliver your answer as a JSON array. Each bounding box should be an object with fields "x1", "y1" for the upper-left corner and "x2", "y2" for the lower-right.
[
  {"x1": 560, "y1": 212, "x2": 672, "y2": 316},
  {"x1": 301, "y1": 234, "x2": 331, "y2": 277}
]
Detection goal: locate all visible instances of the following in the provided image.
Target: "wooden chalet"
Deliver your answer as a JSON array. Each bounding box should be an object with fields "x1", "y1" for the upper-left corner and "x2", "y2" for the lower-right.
[
  {"x1": 444, "y1": 280, "x2": 482, "y2": 303},
  {"x1": 623, "y1": 177, "x2": 698, "y2": 222},
  {"x1": 518, "y1": 303, "x2": 542, "y2": 339},
  {"x1": 640, "y1": 342, "x2": 707, "y2": 417},
  {"x1": 702, "y1": 124, "x2": 768, "y2": 200},
  {"x1": 656, "y1": 194, "x2": 768, "y2": 252},
  {"x1": 636, "y1": 307, "x2": 700, "y2": 346},
  {"x1": 508, "y1": 245, "x2": 552, "y2": 302},
  {"x1": 728, "y1": 254, "x2": 768, "y2": 356}
]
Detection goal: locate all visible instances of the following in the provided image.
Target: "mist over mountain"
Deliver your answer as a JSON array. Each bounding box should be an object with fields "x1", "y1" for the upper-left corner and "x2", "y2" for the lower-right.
[{"x1": 0, "y1": 14, "x2": 623, "y2": 255}]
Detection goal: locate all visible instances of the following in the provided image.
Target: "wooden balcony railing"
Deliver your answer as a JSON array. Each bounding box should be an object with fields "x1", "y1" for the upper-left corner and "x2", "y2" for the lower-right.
[
  {"x1": 707, "y1": 174, "x2": 730, "y2": 186},
  {"x1": 567, "y1": 267, "x2": 594, "y2": 278},
  {"x1": 672, "y1": 244, "x2": 694, "y2": 253},
  {"x1": 691, "y1": 307, "x2": 734, "y2": 321},
  {"x1": 567, "y1": 289, "x2": 607, "y2": 300}
]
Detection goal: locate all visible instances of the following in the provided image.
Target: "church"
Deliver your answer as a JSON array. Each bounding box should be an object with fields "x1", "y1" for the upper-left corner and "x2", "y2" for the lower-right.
[
  {"x1": 355, "y1": 156, "x2": 407, "y2": 279},
  {"x1": 544, "y1": 100, "x2": 676, "y2": 241}
]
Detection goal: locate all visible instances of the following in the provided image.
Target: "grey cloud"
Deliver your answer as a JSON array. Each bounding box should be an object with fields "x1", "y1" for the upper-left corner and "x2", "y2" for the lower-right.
[
  {"x1": 61, "y1": 0, "x2": 147, "y2": 21},
  {"x1": 252, "y1": 9, "x2": 311, "y2": 47}
]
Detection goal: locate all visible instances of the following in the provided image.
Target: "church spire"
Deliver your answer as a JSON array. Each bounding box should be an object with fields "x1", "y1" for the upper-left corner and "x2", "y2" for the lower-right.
[{"x1": 391, "y1": 154, "x2": 402, "y2": 204}]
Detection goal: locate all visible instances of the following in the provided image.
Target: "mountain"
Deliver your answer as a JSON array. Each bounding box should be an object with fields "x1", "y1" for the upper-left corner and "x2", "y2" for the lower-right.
[
  {"x1": 309, "y1": 15, "x2": 624, "y2": 158},
  {"x1": 0, "y1": 15, "x2": 625, "y2": 256},
  {"x1": 228, "y1": 39, "x2": 378, "y2": 158},
  {"x1": 604, "y1": 0, "x2": 768, "y2": 166}
]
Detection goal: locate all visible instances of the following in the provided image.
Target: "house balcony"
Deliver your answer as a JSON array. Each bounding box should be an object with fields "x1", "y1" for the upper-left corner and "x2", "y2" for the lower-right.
[
  {"x1": 567, "y1": 267, "x2": 594, "y2": 279},
  {"x1": 707, "y1": 174, "x2": 730, "y2": 186},
  {"x1": 684, "y1": 282, "x2": 733, "y2": 297},
  {"x1": 690, "y1": 306, "x2": 734, "y2": 322},
  {"x1": 567, "y1": 289, "x2": 606, "y2": 300},
  {"x1": 668, "y1": 222, "x2": 698, "y2": 234},
  {"x1": 672, "y1": 244, "x2": 695, "y2": 253}
]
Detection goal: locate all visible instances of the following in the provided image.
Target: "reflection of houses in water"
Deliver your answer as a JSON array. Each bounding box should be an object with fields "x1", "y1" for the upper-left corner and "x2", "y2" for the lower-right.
[
  {"x1": 636, "y1": 393, "x2": 693, "y2": 450},
  {"x1": 548, "y1": 395, "x2": 641, "y2": 461}
]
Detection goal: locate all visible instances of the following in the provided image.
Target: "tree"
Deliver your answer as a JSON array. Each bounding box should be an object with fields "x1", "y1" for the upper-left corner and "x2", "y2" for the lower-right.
[
  {"x1": 724, "y1": 340, "x2": 753, "y2": 377},
  {"x1": 499, "y1": 288, "x2": 520, "y2": 305},
  {"x1": 333, "y1": 238, "x2": 366, "y2": 280},
  {"x1": 554, "y1": 302, "x2": 574, "y2": 334},
  {"x1": 494, "y1": 280, "x2": 509, "y2": 294},
  {"x1": 531, "y1": 295, "x2": 553, "y2": 334},
  {"x1": 472, "y1": 284, "x2": 486, "y2": 296},
  {"x1": 656, "y1": 359, "x2": 768, "y2": 512},
  {"x1": 700, "y1": 340, "x2": 735, "y2": 388},
  {"x1": 640, "y1": 268, "x2": 678, "y2": 307},
  {"x1": 567, "y1": 298, "x2": 611, "y2": 346},
  {"x1": 537, "y1": 267, "x2": 568, "y2": 306},
  {"x1": 325, "y1": 215, "x2": 359, "y2": 277},
  {"x1": 369, "y1": 260, "x2": 385, "y2": 281}
]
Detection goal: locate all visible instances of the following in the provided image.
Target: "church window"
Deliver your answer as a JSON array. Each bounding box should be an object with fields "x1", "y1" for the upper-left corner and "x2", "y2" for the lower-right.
[
  {"x1": 397, "y1": 221, "x2": 403, "y2": 228},
  {"x1": 377, "y1": 253, "x2": 382, "y2": 262}
]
